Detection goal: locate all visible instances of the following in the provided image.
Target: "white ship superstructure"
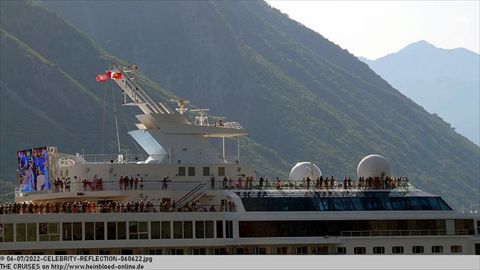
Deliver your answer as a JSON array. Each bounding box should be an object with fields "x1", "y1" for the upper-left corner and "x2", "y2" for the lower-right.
[{"x1": 1, "y1": 65, "x2": 479, "y2": 255}]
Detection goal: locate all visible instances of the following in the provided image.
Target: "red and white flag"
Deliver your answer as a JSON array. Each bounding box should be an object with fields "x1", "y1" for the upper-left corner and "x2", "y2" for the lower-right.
[
  {"x1": 95, "y1": 73, "x2": 108, "y2": 82},
  {"x1": 107, "y1": 70, "x2": 123, "y2": 80}
]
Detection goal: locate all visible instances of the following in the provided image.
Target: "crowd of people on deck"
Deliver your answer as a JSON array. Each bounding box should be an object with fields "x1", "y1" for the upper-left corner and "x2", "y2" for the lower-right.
[
  {"x1": 0, "y1": 199, "x2": 236, "y2": 215},
  {"x1": 82, "y1": 177, "x2": 104, "y2": 191},
  {"x1": 39, "y1": 174, "x2": 411, "y2": 195},
  {"x1": 119, "y1": 176, "x2": 144, "y2": 190},
  {"x1": 53, "y1": 177, "x2": 72, "y2": 192},
  {"x1": 209, "y1": 175, "x2": 409, "y2": 190}
]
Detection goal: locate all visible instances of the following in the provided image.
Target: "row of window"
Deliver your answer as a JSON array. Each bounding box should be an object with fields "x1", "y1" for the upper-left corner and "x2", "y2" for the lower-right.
[
  {"x1": 346, "y1": 245, "x2": 463, "y2": 254},
  {"x1": 0, "y1": 220, "x2": 234, "y2": 242},
  {"x1": 241, "y1": 196, "x2": 452, "y2": 211},
  {"x1": 60, "y1": 166, "x2": 229, "y2": 178},
  {"x1": 6, "y1": 244, "x2": 466, "y2": 255},
  {"x1": 177, "y1": 166, "x2": 226, "y2": 177},
  {"x1": 239, "y1": 220, "x2": 475, "y2": 238}
]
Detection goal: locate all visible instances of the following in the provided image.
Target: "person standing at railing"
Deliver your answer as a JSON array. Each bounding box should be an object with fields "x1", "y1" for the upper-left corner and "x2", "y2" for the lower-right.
[
  {"x1": 134, "y1": 177, "x2": 139, "y2": 190},
  {"x1": 237, "y1": 177, "x2": 243, "y2": 189},
  {"x1": 139, "y1": 177, "x2": 144, "y2": 190},
  {"x1": 210, "y1": 175, "x2": 216, "y2": 190},
  {"x1": 161, "y1": 177, "x2": 170, "y2": 190},
  {"x1": 119, "y1": 176, "x2": 124, "y2": 191},
  {"x1": 275, "y1": 177, "x2": 281, "y2": 190},
  {"x1": 65, "y1": 178, "x2": 71, "y2": 192},
  {"x1": 306, "y1": 176, "x2": 311, "y2": 190},
  {"x1": 259, "y1": 177, "x2": 264, "y2": 189},
  {"x1": 129, "y1": 177, "x2": 134, "y2": 190},
  {"x1": 223, "y1": 176, "x2": 228, "y2": 189}
]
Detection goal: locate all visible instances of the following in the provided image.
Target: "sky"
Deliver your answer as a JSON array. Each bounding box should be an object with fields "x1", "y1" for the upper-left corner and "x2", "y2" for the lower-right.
[{"x1": 266, "y1": 0, "x2": 480, "y2": 60}]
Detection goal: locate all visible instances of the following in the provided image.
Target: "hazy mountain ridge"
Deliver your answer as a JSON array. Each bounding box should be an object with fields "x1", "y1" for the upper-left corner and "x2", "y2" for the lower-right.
[
  {"x1": 362, "y1": 40, "x2": 480, "y2": 145},
  {"x1": 0, "y1": 1, "x2": 478, "y2": 210}
]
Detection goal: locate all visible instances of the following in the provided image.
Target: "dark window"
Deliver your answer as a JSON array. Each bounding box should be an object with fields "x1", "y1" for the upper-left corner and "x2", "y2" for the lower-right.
[
  {"x1": 354, "y1": 247, "x2": 366, "y2": 254},
  {"x1": 218, "y1": 167, "x2": 225, "y2": 177},
  {"x1": 178, "y1": 167, "x2": 185, "y2": 176},
  {"x1": 412, "y1": 246, "x2": 424, "y2": 254},
  {"x1": 183, "y1": 221, "x2": 193, "y2": 239},
  {"x1": 392, "y1": 246, "x2": 404, "y2": 254},
  {"x1": 236, "y1": 248, "x2": 246, "y2": 255},
  {"x1": 170, "y1": 249, "x2": 184, "y2": 255},
  {"x1": 117, "y1": 222, "x2": 126, "y2": 240},
  {"x1": 188, "y1": 167, "x2": 195, "y2": 177},
  {"x1": 216, "y1": 221, "x2": 223, "y2": 238},
  {"x1": 95, "y1": 222, "x2": 104, "y2": 240},
  {"x1": 226, "y1": 221, "x2": 233, "y2": 238},
  {"x1": 73, "y1": 223, "x2": 82, "y2": 241},
  {"x1": 239, "y1": 219, "x2": 465, "y2": 238},
  {"x1": 431, "y1": 246, "x2": 443, "y2": 254},
  {"x1": 275, "y1": 247, "x2": 288, "y2": 255},
  {"x1": 148, "y1": 249, "x2": 162, "y2": 255},
  {"x1": 85, "y1": 222, "x2": 94, "y2": 240},
  {"x1": 337, "y1": 247, "x2": 346, "y2": 255},
  {"x1": 173, "y1": 221, "x2": 182, "y2": 239},
  {"x1": 62, "y1": 223, "x2": 71, "y2": 241},
  {"x1": 241, "y1": 196, "x2": 452, "y2": 212},
  {"x1": 203, "y1": 167, "x2": 210, "y2": 177},
  {"x1": 254, "y1": 247, "x2": 267, "y2": 255},
  {"x1": 451, "y1": 245, "x2": 462, "y2": 253},
  {"x1": 27, "y1": 223, "x2": 36, "y2": 242},
  {"x1": 16, "y1": 224, "x2": 26, "y2": 242},
  {"x1": 151, "y1": 222, "x2": 160, "y2": 239},
  {"x1": 195, "y1": 221, "x2": 204, "y2": 239},
  {"x1": 107, "y1": 222, "x2": 116, "y2": 240},
  {"x1": 161, "y1": 221, "x2": 171, "y2": 239},
  {"x1": 373, "y1": 246, "x2": 385, "y2": 254},
  {"x1": 193, "y1": 248, "x2": 206, "y2": 255},
  {"x1": 205, "y1": 221, "x2": 214, "y2": 238},
  {"x1": 295, "y1": 246, "x2": 308, "y2": 254}
]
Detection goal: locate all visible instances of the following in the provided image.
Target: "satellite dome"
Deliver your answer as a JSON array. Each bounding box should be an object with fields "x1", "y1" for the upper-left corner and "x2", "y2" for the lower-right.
[
  {"x1": 289, "y1": 162, "x2": 322, "y2": 180},
  {"x1": 357, "y1": 154, "x2": 392, "y2": 178}
]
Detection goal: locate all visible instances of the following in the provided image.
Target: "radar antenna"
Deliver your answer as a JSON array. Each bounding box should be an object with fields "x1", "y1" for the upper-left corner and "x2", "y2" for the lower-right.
[
  {"x1": 170, "y1": 98, "x2": 190, "y2": 115},
  {"x1": 191, "y1": 109, "x2": 210, "y2": 126}
]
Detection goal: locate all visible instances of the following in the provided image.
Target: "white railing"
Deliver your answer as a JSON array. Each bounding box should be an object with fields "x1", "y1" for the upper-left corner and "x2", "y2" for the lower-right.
[{"x1": 340, "y1": 229, "x2": 469, "y2": 237}]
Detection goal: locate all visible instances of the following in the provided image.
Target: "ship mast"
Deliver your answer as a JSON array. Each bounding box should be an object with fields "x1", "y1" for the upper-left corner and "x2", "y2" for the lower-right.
[{"x1": 109, "y1": 63, "x2": 173, "y2": 115}]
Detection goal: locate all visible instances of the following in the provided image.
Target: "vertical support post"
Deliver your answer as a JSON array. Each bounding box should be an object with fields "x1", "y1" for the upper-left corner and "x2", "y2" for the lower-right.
[
  {"x1": 222, "y1": 137, "x2": 225, "y2": 160},
  {"x1": 237, "y1": 136, "x2": 240, "y2": 162}
]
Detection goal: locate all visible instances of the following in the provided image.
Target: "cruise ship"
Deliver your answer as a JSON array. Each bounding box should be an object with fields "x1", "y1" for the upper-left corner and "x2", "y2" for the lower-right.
[{"x1": 1, "y1": 65, "x2": 479, "y2": 255}]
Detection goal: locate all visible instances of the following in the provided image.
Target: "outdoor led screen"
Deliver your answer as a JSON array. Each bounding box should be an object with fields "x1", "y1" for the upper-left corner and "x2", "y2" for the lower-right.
[{"x1": 17, "y1": 146, "x2": 50, "y2": 192}]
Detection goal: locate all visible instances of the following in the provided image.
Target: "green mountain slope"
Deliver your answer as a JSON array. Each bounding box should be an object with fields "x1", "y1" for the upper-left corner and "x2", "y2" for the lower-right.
[{"x1": 43, "y1": 0, "x2": 480, "y2": 210}]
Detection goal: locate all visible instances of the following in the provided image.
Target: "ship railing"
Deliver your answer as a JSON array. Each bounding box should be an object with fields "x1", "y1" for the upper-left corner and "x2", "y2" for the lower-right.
[
  {"x1": 56, "y1": 153, "x2": 168, "y2": 166},
  {"x1": 80, "y1": 154, "x2": 167, "y2": 164},
  {"x1": 340, "y1": 229, "x2": 469, "y2": 237},
  {"x1": 0, "y1": 202, "x2": 237, "y2": 215},
  {"x1": 47, "y1": 180, "x2": 214, "y2": 193},
  {"x1": 219, "y1": 179, "x2": 411, "y2": 193}
]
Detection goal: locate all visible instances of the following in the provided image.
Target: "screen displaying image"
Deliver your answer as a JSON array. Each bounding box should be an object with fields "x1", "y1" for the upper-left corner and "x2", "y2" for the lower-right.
[{"x1": 17, "y1": 146, "x2": 50, "y2": 192}]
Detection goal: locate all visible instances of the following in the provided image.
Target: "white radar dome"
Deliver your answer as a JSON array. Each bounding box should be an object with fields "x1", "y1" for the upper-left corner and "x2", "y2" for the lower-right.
[
  {"x1": 356, "y1": 154, "x2": 392, "y2": 178},
  {"x1": 289, "y1": 162, "x2": 322, "y2": 180}
]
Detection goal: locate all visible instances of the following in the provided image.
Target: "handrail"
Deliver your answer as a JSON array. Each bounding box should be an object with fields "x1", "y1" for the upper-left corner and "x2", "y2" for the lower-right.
[
  {"x1": 340, "y1": 229, "x2": 469, "y2": 237},
  {"x1": 176, "y1": 183, "x2": 207, "y2": 206},
  {"x1": 0, "y1": 202, "x2": 235, "y2": 215}
]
